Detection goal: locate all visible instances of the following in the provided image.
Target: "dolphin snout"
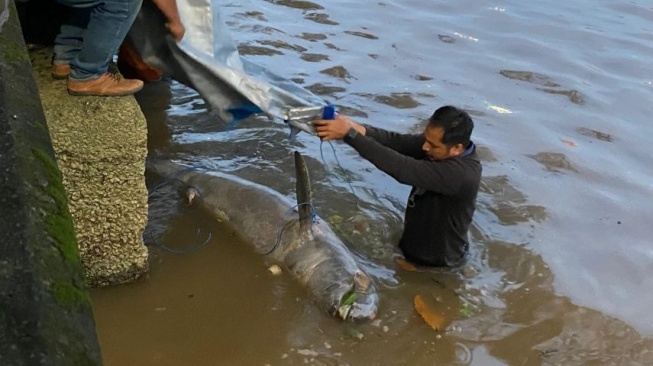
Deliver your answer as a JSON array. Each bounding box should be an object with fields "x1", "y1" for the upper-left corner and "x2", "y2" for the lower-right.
[
  {"x1": 333, "y1": 271, "x2": 378, "y2": 321},
  {"x1": 347, "y1": 291, "x2": 378, "y2": 321}
]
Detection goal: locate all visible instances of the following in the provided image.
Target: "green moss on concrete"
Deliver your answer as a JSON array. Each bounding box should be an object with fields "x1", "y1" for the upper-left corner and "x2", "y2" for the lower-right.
[
  {"x1": 31, "y1": 147, "x2": 80, "y2": 263},
  {"x1": 45, "y1": 213, "x2": 79, "y2": 263},
  {"x1": 0, "y1": 5, "x2": 30, "y2": 66},
  {"x1": 53, "y1": 281, "x2": 89, "y2": 308},
  {"x1": 0, "y1": 35, "x2": 28, "y2": 65}
]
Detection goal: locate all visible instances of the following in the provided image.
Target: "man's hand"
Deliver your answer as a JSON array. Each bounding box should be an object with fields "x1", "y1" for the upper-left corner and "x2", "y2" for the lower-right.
[
  {"x1": 152, "y1": 0, "x2": 185, "y2": 42},
  {"x1": 166, "y1": 21, "x2": 185, "y2": 42},
  {"x1": 313, "y1": 114, "x2": 366, "y2": 141}
]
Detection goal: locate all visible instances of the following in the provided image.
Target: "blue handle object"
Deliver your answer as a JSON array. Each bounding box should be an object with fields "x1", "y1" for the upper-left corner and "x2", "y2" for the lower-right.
[{"x1": 322, "y1": 104, "x2": 336, "y2": 120}]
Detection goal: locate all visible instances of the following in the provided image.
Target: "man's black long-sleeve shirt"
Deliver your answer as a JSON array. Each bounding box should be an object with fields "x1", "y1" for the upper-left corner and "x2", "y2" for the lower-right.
[{"x1": 344, "y1": 125, "x2": 482, "y2": 267}]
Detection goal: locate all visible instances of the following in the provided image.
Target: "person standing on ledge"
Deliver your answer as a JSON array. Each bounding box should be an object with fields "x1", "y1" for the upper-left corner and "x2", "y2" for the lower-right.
[
  {"x1": 312, "y1": 106, "x2": 482, "y2": 267},
  {"x1": 52, "y1": 0, "x2": 185, "y2": 96}
]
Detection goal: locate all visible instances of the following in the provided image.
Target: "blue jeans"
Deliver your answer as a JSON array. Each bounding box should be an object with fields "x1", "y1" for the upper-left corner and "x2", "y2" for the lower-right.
[{"x1": 54, "y1": 0, "x2": 143, "y2": 81}]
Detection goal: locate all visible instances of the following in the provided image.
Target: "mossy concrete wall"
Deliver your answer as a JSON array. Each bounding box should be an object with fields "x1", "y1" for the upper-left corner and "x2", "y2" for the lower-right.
[
  {"x1": 29, "y1": 47, "x2": 150, "y2": 287},
  {"x1": 0, "y1": 1, "x2": 102, "y2": 364}
]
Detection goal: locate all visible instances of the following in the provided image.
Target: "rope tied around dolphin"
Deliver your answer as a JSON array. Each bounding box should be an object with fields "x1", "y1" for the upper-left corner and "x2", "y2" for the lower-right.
[
  {"x1": 148, "y1": 164, "x2": 214, "y2": 254},
  {"x1": 147, "y1": 142, "x2": 361, "y2": 256},
  {"x1": 149, "y1": 229, "x2": 212, "y2": 254},
  {"x1": 263, "y1": 202, "x2": 318, "y2": 255},
  {"x1": 319, "y1": 140, "x2": 360, "y2": 224}
]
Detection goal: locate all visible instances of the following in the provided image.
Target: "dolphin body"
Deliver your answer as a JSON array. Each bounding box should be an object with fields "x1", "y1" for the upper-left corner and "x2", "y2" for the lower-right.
[{"x1": 150, "y1": 152, "x2": 378, "y2": 321}]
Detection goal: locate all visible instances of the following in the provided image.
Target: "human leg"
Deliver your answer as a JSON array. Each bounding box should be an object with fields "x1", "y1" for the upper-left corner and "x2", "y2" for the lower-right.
[
  {"x1": 67, "y1": 0, "x2": 143, "y2": 81},
  {"x1": 52, "y1": 6, "x2": 89, "y2": 78},
  {"x1": 55, "y1": 0, "x2": 144, "y2": 95},
  {"x1": 52, "y1": 7, "x2": 89, "y2": 65}
]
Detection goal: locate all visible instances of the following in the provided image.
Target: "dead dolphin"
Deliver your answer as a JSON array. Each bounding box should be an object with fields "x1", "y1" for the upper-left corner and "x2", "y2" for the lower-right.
[{"x1": 149, "y1": 152, "x2": 378, "y2": 321}]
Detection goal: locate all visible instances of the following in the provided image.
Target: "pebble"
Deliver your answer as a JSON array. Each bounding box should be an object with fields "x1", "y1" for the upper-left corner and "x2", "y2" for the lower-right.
[
  {"x1": 268, "y1": 264, "x2": 282, "y2": 275},
  {"x1": 462, "y1": 265, "x2": 478, "y2": 277}
]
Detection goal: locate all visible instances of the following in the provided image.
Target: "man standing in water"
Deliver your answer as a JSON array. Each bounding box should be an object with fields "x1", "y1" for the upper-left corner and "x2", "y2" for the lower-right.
[{"x1": 313, "y1": 106, "x2": 481, "y2": 267}]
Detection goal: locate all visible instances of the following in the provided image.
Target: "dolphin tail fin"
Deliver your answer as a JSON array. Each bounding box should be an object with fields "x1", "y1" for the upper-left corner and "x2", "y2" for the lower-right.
[{"x1": 294, "y1": 151, "x2": 313, "y2": 229}]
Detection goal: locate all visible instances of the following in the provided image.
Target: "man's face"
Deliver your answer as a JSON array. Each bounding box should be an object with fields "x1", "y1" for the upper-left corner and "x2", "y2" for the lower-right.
[{"x1": 421, "y1": 126, "x2": 463, "y2": 161}]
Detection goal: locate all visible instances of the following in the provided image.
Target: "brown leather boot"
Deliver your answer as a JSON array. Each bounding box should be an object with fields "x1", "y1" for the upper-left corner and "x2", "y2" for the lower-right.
[
  {"x1": 67, "y1": 73, "x2": 144, "y2": 96},
  {"x1": 52, "y1": 64, "x2": 70, "y2": 79},
  {"x1": 118, "y1": 41, "x2": 164, "y2": 82}
]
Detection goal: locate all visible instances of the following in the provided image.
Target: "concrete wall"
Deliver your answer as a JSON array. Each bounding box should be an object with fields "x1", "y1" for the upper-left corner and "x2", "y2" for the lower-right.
[
  {"x1": 0, "y1": 1, "x2": 102, "y2": 364},
  {"x1": 1, "y1": 0, "x2": 153, "y2": 363}
]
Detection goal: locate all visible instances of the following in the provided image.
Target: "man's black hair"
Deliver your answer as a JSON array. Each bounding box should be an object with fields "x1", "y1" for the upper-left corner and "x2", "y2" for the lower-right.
[{"x1": 426, "y1": 106, "x2": 474, "y2": 148}]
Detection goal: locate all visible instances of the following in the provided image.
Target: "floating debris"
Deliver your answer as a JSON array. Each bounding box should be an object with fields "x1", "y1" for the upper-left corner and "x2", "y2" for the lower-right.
[
  {"x1": 268, "y1": 264, "x2": 282, "y2": 275},
  {"x1": 297, "y1": 349, "x2": 319, "y2": 357},
  {"x1": 438, "y1": 34, "x2": 455, "y2": 44},
  {"x1": 345, "y1": 327, "x2": 365, "y2": 340},
  {"x1": 462, "y1": 265, "x2": 478, "y2": 278},
  {"x1": 328, "y1": 215, "x2": 343, "y2": 225},
  {"x1": 459, "y1": 303, "x2": 475, "y2": 317},
  {"x1": 396, "y1": 258, "x2": 417, "y2": 272},
  {"x1": 486, "y1": 105, "x2": 513, "y2": 114},
  {"x1": 414, "y1": 295, "x2": 446, "y2": 330},
  {"x1": 560, "y1": 138, "x2": 577, "y2": 147},
  {"x1": 453, "y1": 32, "x2": 479, "y2": 42}
]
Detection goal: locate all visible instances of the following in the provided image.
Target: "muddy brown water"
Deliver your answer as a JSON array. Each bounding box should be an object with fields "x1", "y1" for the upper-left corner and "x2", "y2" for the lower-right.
[{"x1": 90, "y1": 1, "x2": 653, "y2": 365}]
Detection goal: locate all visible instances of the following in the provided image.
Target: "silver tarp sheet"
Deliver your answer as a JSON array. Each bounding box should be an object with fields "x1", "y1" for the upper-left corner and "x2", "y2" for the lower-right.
[{"x1": 127, "y1": 0, "x2": 327, "y2": 127}]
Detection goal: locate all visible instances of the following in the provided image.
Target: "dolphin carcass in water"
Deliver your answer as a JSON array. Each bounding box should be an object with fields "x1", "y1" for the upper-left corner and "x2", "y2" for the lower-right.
[{"x1": 150, "y1": 152, "x2": 378, "y2": 321}]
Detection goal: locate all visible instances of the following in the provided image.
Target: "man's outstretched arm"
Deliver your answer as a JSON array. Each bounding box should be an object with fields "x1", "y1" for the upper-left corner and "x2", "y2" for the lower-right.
[{"x1": 313, "y1": 114, "x2": 425, "y2": 158}]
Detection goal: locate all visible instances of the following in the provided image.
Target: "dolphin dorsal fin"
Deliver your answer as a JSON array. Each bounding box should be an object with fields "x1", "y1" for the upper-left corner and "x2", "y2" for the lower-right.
[{"x1": 294, "y1": 151, "x2": 313, "y2": 229}]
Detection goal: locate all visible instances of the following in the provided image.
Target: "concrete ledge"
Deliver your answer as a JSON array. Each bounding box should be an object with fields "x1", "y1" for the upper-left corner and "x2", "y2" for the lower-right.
[
  {"x1": 30, "y1": 48, "x2": 150, "y2": 287},
  {"x1": 0, "y1": 1, "x2": 101, "y2": 364}
]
